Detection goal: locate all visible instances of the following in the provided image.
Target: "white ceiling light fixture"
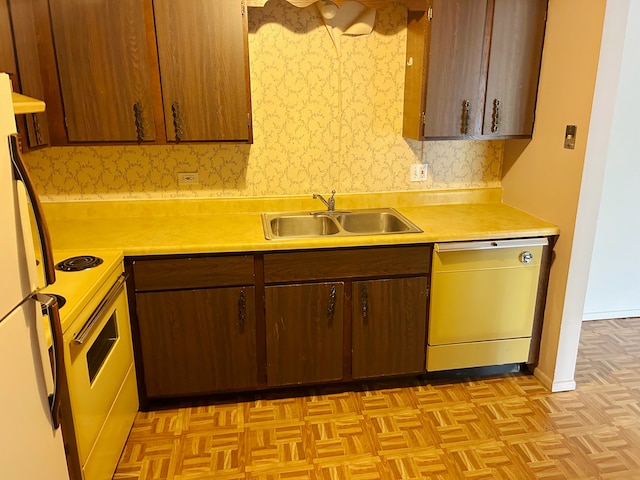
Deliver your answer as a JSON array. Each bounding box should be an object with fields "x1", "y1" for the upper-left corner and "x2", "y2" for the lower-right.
[{"x1": 317, "y1": 0, "x2": 339, "y2": 20}]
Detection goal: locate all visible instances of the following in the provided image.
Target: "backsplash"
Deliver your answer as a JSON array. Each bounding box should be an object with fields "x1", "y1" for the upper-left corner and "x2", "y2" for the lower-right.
[{"x1": 24, "y1": 1, "x2": 503, "y2": 202}]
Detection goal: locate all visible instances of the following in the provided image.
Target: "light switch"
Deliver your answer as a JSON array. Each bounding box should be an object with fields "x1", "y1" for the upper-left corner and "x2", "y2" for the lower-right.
[{"x1": 564, "y1": 125, "x2": 577, "y2": 149}]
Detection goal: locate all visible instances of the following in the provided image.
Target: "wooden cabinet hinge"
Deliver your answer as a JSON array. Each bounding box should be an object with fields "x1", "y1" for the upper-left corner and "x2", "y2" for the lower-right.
[
  {"x1": 241, "y1": 0, "x2": 246, "y2": 16},
  {"x1": 428, "y1": 6, "x2": 432, "y2": 21}
]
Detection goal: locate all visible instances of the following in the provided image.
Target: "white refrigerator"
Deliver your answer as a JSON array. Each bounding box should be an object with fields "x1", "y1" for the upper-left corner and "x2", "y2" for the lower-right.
[{"x1": 0, "y1": 73, "x2": 70, "y2": 478}]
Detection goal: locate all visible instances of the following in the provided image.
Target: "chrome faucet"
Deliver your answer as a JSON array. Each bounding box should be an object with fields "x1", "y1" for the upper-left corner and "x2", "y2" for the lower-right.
[{"x1": 313, "y1": 190, "x2": 336, "y2": 211}]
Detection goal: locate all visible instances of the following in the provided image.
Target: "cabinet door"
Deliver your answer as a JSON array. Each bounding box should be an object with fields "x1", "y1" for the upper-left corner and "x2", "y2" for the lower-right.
[
  {"x1": 5, "y1": 0, "x2": 49, "y2": 148},
  {"x1": 352, "y1": 277, "x2": 428, "y2": 379},
  {"x1": 482, "y1": 0, "x2": 547, "y2": 136},
  {"x1": 136, "y1": 286, "x2": 257, "y2": 397},
  {"x1": 154, "y1": 0, "x2": 252, "y2": 142},
  {"x1": 423, "y1": 0, "x2": 488, "y2": 138},
  {"x1": 265, "y1": 282, "x2": 344, "y2": 386},
  {"x1": 48, "y1": 0, "x2": 156, "y2": 142}
]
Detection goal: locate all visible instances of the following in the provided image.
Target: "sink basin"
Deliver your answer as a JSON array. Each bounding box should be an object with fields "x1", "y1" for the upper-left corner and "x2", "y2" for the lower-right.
[
  {"x1": 336, "y1": 211, "x2": 416, "y2": 234},
  {"x1": 262, "y1": 208, "x2": 422, "y2": 240},
  {"x1": 268, "y1": 214, "x2": 340, "y2": 238}
]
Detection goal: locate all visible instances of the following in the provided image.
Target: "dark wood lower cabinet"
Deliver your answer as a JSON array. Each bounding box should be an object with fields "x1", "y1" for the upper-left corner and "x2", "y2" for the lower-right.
[
  {"x1": 129, "y1": 246, "x2": 433, "y2": 402},
  {"x1": 265, "y1": 282, "x2": 344, "y2": 386},
  {"x1": 136, "y1": 286, "x2": 257, "y2": 397},
  {"x1": 352, "y1": 277, "x2": 429, "y2": 379}
]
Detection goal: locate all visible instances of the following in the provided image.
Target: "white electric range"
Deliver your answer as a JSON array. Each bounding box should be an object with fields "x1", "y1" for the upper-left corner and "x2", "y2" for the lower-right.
[
  {"x1": 42, "y1": 249, "x2": 138, "y2": 480},
  {"x1": 43, "y1": 249, "x2": 124, "y2": 335}
]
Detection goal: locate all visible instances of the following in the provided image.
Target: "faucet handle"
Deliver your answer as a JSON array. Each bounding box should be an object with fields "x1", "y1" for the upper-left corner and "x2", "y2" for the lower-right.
[{"x1": 328, "y1": 190, "x2": 336, "y2": 210}]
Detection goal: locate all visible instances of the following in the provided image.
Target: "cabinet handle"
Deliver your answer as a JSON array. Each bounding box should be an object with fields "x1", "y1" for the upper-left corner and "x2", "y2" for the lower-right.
[
  {"x1": 461, "y1": 100, "x2": 471, "y2": 135},
  {"x1": 491, "y1": 98, "x2": 501, "y2": 134},
  {"x1": 238, "y1": 288, "x2": 246, "y2": 330},
  {"x1": 171, "y1": 102, "x2": 183, "y2": 142},
  {"x1": 33, "y1": 114, "x2": 43, "y2": 145},
  {"x1": 133, "y1": 102, "x2": 145, "y2": 142},
  {"x1": 327, "y1": 284, "x2": 337, "y2": 324},
  {"x1": 360, "y1": 284, "x2": 369, "y2": 322}
]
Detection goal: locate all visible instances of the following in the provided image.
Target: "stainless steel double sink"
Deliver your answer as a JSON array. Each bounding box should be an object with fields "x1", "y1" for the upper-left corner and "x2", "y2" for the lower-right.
[{"x1": 262, "y1": 208, "x2": 422, "y2": 240}]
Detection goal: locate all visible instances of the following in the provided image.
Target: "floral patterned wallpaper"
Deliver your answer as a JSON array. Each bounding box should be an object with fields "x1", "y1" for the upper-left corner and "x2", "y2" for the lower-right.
[{"x1": 24, "y1": 0, "x2": 503, "y2": 202}]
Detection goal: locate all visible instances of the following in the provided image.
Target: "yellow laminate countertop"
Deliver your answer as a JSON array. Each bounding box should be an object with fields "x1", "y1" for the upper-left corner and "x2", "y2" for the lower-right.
[{"x1": 42, "y1": 189, "x2": 560, "y2": 255}]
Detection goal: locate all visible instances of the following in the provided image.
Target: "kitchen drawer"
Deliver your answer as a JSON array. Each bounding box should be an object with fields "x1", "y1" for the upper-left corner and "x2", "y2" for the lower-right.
[
  {"x1": 264, "y1": 246, "x2": 431, "y2": 283},
  {"x1": 133, "y1": 255, "x2": 255, "y2": 291},
  {"x1": 426, "y1": 338, "x2": 531, "y2": 371}
]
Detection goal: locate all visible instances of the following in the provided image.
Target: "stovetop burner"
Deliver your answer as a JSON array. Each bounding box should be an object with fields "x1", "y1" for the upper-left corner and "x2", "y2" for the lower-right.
[
  {"x1": 41, "y1": 294, "x2": 66, "y2": 315},
  {"x1": 55, "y1": 255, "x2": 104, "y2": 272}
]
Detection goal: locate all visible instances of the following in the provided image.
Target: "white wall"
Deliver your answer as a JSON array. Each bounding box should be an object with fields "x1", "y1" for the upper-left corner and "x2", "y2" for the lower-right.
[{"x1": 583, "y1": 0, "x2": 640, "y2": 321}]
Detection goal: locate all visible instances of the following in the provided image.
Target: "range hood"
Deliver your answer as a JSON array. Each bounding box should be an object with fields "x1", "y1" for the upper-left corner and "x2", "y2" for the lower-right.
[{"x1": 12, "y1": 91, "x2": 45, "y2": 114}]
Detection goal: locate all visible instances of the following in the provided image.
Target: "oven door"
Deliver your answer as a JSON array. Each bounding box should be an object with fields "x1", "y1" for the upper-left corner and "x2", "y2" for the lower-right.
[{"x1": 65, "y1": 273, "x2": 135, "y2": 464}]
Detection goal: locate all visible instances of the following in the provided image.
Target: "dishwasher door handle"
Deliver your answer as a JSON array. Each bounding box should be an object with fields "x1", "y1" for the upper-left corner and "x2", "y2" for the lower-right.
[{"x1": 434, "y1": 238, "x2": 548, "y2": 253}]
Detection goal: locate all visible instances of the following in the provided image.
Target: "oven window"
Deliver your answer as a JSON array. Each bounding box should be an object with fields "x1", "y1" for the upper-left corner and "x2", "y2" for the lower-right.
[{"x1": 87, "y1": 312, "x2": 119, "y2": 383}]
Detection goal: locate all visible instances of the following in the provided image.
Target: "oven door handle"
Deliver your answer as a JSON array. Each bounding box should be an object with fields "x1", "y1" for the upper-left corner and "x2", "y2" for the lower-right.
[{"x1": 73, "y1": 273, "x2": 128, "y2": 345}]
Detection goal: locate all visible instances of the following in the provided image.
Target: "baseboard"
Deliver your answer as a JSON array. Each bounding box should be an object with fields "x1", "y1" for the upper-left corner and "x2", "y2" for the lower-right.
[
  {"x1": 533, "y1": 367, "x2": 577, "y2": 392},
  {"x1": 550, "y1": 378, "x2": 577, "y2": 392},
  {"x1": 533, "y1": 367, "x2": 553, "y2": 390},
  {"x1": 583, "y1": 309, "x2": 640, "y2": 321}
]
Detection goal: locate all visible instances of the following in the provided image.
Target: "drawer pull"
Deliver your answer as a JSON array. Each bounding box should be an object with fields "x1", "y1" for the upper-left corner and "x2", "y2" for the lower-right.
[{"x1": 74, "y1": 273, "x2": 127, "y2": 344}]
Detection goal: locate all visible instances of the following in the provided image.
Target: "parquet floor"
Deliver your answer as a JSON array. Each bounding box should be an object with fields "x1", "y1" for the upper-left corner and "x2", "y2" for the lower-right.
[{"x1": 114, "y1": 318, "x2": 640, "y2": 479}]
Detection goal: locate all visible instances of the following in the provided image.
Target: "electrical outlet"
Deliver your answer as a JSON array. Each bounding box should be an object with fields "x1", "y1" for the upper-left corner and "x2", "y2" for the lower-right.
[
  {"x1": 178, "y1": 172, "x2": 199, "y2": 185},
  {"x1": 410, "y1": 163, "x2": 428, "y2": 182}
]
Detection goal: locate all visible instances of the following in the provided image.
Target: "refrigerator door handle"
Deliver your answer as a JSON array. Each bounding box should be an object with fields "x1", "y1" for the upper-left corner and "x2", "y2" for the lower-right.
[
  {"x1": 32, "y1": 293, "x2": 65, "y2": 429},
  {"x1": 31, "y1": 293, "x2": 64, "y2": 430},
  {"x1": 8, "y1": 134, "x2": 56, "y2": 287}
]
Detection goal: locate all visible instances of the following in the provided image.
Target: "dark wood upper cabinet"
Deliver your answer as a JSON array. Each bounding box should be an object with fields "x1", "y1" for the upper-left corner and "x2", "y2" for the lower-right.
[
  {"x1": 1, "y1": 0, "x2": 49, "y2": 148},
  {"x1": 403, "y1": 0, "x2": 547, "y2": 140},
  {"x1": 424, "y1": 0, "x2": 488, "y2": 139},
  {"x1": 154, "y1": 0, "x2": 252, "y2": 142},
  {"x1": 38, "y1": 0, "x2": 252, "y2": 144},
  {"x1": 482, "y1": 0, "x2": 547, "y2": 136},
  {"x1": 48, "y1": 0, "x2": 156, "y2": 143},
  {"x1": 0, "y1": 1, "x2": 14, "y2": 74}
]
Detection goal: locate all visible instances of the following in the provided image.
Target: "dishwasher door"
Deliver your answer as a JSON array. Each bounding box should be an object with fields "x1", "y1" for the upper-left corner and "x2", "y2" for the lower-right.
[{"x1": 427, "y1": 238, "x2": 547, "y2": 371}]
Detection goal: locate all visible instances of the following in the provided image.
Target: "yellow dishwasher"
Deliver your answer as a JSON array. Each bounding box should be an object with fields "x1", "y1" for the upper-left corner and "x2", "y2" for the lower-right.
[{"x1": 427, "y1": 238, "x2": 547, "y2": 371}]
